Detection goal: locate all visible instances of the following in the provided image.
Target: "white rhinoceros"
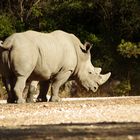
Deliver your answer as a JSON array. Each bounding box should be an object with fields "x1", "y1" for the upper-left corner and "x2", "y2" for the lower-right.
[
  {"x1": 0, "y1": 40, "x2": 39, "y2": 103},
  {"x1": 0, "y1": 43, "x2": 16, "y2": 103},
  {"x1": 1, "y1": 30, "x2": 111, "y2": 103}
]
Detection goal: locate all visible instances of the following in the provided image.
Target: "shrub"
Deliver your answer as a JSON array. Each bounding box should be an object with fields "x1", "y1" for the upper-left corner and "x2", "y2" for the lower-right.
[
  {"x1": 117, "y1": 39, "x2": 140, "y2": 58},
  {"x1": 0, "y1": 14, "x2": 15, "y2": 39}
]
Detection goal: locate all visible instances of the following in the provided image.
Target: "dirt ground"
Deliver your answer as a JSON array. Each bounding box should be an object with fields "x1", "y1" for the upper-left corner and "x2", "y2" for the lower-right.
[{"x1": 0, "y1": 96, "x2": 140, "y2": 139}]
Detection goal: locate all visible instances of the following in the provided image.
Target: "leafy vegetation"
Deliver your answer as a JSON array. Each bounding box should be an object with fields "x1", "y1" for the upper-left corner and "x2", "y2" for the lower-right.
[
  {"x1": 0, "y1": 0, "x2": 140, "y2": 97},
  {"x1": 118, "y1": 40, "x2": 140, "y2": 58}
]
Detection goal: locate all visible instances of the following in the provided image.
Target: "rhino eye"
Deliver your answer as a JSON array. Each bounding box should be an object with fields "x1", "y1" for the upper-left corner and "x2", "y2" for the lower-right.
[{"x1": 89, "y1": 72, "x2": 92, "y2": 74}]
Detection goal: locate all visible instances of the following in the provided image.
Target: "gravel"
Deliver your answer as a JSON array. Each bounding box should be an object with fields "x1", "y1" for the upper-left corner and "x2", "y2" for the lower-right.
[{"x1": 0, "y1": 96, "x2": 140, "y2": 127}]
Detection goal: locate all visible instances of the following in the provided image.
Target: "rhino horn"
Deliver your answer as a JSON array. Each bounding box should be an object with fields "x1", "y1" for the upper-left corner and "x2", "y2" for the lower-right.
[
  {"x1": 98, "y1": 72, "x2": 111, "y2": 85},
  {"x1": 94, "y1": 67, "x2": 102, "y2": 74}
]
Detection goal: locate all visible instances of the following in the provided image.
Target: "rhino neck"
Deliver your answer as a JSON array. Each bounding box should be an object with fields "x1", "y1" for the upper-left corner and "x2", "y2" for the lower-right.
[{"x1": 72, "y1": 39, "x2": 83, "y2": 77}]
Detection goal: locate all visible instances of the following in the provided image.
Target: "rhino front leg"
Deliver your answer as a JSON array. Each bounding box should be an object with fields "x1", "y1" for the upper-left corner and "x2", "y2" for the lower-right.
[{"x1": 50, "y1": 70, "x2": 72, "y2": 102}]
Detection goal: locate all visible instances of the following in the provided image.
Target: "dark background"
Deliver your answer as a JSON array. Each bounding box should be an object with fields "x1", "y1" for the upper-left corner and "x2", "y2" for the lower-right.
[{"x1": 0, "y1": 0, "x2": 140, "y2": 97}]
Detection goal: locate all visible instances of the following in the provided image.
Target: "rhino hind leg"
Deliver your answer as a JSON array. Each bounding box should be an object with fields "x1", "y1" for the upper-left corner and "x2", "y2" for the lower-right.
[
  {"x1": 7, "y1": 91, "x2": 17, "y2": 103},
  {"x1": 50, "y1": 70, "x2": 72, "y2": 102},
  {"x1": 7, "y1": 90, "x2": 17, "y2": 103},
  {"x1": 37, "y1": 81, "x2": 50, "y2": 102},
  {"x1": 2, "y1": 77, "x2": 17, "y2": 103},
  {"x1": 14, "y1": 76, "x2": 26, "y2": 104}
]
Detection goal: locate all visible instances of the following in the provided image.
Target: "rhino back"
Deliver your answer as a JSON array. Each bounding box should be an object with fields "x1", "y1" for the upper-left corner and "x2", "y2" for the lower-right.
[
  {"x1": 32, "y1": 30, "x2": 78, "y2": 79},
  {"x1": 6, "y1": 33, "x2": 39, "y2": 78},
  {"x1": 8, "y1": 30, "x2": 78, "y2": 80}
]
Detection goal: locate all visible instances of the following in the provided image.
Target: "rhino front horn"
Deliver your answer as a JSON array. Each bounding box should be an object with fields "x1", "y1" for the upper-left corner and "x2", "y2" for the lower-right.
[{"x1": 98, "y1": 72, "x2": 111, "y2": 85}]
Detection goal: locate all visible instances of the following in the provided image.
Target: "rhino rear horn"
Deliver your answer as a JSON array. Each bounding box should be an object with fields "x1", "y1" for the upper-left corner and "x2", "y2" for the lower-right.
[{"x1": 94, "y1": 67, "x2": 102, "y2": 74}]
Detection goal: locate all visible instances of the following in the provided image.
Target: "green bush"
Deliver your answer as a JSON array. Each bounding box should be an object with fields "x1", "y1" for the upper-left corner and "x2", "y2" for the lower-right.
[
  {"x1": 0, "y1": 14, "x2": 15, "y2": 39},
  {"x1": 112, "y1": 80, "x2": 131, "y2": 96},
  {"x1": 117, "y1": 39, "x2": 140, "y2": 58}
]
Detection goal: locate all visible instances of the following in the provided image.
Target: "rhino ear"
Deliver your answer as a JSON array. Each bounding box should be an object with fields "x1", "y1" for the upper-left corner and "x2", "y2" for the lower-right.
[{"x1": 81, "y1": 42, "x2": 93, "y2": 53}]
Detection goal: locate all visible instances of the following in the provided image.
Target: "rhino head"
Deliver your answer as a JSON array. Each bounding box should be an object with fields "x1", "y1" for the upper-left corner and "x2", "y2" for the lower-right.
[{"x1": 77, "y1": 42, "x2": 111, "y2": 92}]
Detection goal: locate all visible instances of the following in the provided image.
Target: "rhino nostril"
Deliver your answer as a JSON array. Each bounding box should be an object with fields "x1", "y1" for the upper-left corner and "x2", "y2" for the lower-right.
[{"x1": 94, "y1": 87, "x2": 97, "y2": 91}]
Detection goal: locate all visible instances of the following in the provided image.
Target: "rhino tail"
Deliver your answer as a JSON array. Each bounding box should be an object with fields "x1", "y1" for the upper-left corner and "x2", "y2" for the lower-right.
[{"x1": 1, "y1": 35, "x2": 15, "y2": 50}]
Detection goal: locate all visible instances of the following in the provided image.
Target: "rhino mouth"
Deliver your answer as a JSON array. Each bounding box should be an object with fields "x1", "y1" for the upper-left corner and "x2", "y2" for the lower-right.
[
  {"x1": 80, "y1": 83, "x2": 98, "y2": 93},
  {"x1": 79, "y1": 76, "x2": 100, "y2": 92},
  {"x1": 90, "y1": 84, "x2": 99, "y2": 92},
  {"x1": 85, "y1": 81, "x2": 99, "y2": 92}
]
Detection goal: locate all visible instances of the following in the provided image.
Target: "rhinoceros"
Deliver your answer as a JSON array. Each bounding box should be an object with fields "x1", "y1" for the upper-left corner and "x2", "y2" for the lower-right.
[
  {"x1": 0, "y1": 40, "x2": 39, "y2": 103},
  {"x1": 0, "y1": 43, "x2": 16, "y2": 103},
  {"x1": 1, "y1": 30, "x2": 111, "y2": 103}
]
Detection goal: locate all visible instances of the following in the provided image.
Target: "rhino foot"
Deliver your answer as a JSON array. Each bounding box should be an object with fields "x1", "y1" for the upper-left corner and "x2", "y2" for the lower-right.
[
  {"x1": 7, "y1": 98, "x2": 16, "y2": 103},
  {"x1": 36, "y1": 97, "x2": 48, "y2": 102},
  {"x1": 26, "y1": 97, "x2": 35, "y2": 103},
  {"x1": 49, "y1": 96, "x2": 61, "y2": 102},
  {"x1": 17, "y1": 98, "x2": 26, "y2": 104}
]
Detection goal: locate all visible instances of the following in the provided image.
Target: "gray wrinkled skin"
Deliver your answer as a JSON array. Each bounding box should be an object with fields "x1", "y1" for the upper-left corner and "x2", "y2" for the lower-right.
[
  {"x1": 1, "y1": 30, "x2": 111, "y2": 103},
  {"x1": 0, "y1": 41, "x2": 38, "y2": 103}
]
